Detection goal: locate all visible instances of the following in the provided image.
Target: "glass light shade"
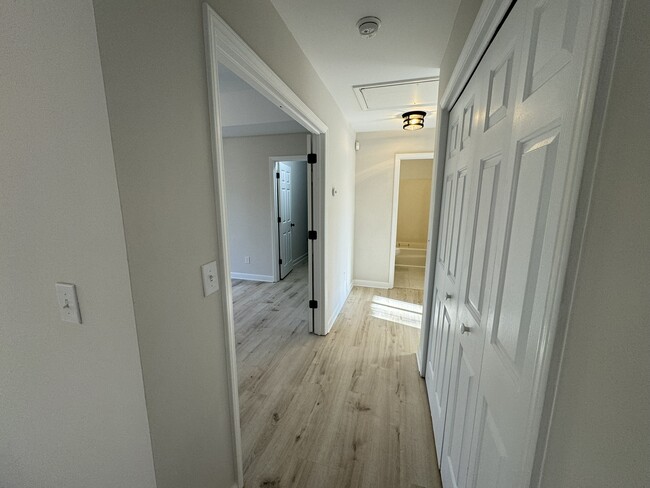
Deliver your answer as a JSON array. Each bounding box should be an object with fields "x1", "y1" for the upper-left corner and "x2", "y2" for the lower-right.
[{"x1": 402, "y1": 111, "x2": 426, "y2": 131}]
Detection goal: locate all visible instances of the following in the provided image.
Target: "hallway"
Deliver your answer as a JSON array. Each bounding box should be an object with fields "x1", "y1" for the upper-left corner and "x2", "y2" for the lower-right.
[{"x1": 233, "y1": 266, "x2": 440, "y2": 487}]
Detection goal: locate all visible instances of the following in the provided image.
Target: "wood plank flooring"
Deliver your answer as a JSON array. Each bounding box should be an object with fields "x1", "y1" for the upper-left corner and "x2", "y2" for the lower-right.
[{"x1": 232, "y1": 263, "x2": 441, "y2": 488}]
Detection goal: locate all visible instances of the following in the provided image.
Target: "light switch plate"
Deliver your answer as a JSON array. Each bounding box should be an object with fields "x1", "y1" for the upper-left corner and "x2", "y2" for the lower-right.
[
  {"x1": 55, "y1": 282, "x2": 82, "y2": 324},
  {"x1": 201, "y1": 261, "x2": 219, "y2": 297}
]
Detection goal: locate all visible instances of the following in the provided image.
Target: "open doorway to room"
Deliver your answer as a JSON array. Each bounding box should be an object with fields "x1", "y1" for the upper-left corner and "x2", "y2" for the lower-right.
[
  {"x1": 215, "y1": 60, "x2": 315, "y2": 477},
  {"x1": 389, "y1": 153, "x2": 435, "y2": 291},
  {"x1": 204, "y1": 9, "x2": 329, "y2": 485}
]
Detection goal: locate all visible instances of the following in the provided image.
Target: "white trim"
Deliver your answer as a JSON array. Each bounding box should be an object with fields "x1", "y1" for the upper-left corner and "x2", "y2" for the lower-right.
[
  {"x1": 207, "y1": 13, "x2": 327, "y2": 134},
  {"x1": 352, "y1": 279, "x2": 392, "y2": 289},
  {"x1": 293, "y1": 252, "x2": 308, "y2": 267},
  {"x1": 440, "y1": 0, "x2": 513, "y2": 109},
  {"x1": 230, "y1": 272, "x2": 274, "y2": 282},
  {"x1": 203, "y1": 5, "x2": 328, "y2": 486},
  {"x1": 326, "y1": 284, "x2": 353, "y2": 332},
  {"x1": 389, "y1": 152, "x2": 435, "y2": 288}
]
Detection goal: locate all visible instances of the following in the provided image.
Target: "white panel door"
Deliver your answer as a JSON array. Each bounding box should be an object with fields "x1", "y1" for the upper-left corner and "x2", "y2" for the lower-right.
[
  {"x1": 426, "y1": 0, "x2": 609, "y2": 486},
  {"x1": 468, "y1": 1, "x2": 602, "y2": 485},
  {"x1": 278, "y1": 162, "x2": 294, "y2": 279},
  {"x1": 425, "y1": 103, "x2": 472, "y2": 462},
  {"x1": 439, "y1": 4, "x2": 525, "y2": 486}
]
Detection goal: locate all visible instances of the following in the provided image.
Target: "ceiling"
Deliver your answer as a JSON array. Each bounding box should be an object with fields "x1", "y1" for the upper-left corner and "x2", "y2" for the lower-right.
[
  {"x1": 270, "y1": 0, "x2": 461, "y2": 132},
  {"x1": 218, "y1": 63, "x2": 306, "y2": 137}
]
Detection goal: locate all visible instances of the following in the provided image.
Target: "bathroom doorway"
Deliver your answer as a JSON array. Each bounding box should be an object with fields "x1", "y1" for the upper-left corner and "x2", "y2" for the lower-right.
[{"x1": 389, "y1": 153, "x2": 434, "y2": 290}]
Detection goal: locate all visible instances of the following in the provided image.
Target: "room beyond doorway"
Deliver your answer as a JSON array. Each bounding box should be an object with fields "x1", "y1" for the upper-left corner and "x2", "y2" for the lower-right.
[{"x1": 390, "y1": 153, "x2": 435, "y2": 291}]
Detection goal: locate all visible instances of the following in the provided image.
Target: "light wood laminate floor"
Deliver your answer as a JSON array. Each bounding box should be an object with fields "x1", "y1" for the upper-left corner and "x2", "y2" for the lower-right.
[{"x1": 232, "y1": 263, "x2": 441, "y2": 488}]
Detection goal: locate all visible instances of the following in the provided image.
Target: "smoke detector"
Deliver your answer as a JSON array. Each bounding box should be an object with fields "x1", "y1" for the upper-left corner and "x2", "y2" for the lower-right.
[{"x1": 357, "y1": 16, "x2": 381, "y2": 39}]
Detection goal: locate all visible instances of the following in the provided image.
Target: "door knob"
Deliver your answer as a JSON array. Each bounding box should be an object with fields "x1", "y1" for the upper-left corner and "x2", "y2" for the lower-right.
[
  {"x1": 444, "y1": 293, "x2": 452, "y2": 301},
  {"x1": 460, "y1": 324, "x2": 471, "y2": 335},
  {"x1": 291, "y1": 223, "x2": 295, "y2": 227}
]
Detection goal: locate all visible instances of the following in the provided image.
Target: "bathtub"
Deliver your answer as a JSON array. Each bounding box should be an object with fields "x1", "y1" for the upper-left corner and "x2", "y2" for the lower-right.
[{"x1": 395, "y1": 242, "x2": 427, "y2": 268}]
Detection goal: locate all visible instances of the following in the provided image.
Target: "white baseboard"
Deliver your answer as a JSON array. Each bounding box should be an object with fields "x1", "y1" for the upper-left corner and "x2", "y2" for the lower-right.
[
  {"x1": 230, "y1": 272, "x2": 274, "y2": 282},
  {"x1": 352, "y1": 279, "x2": 392, "y2": 289},
  {"x1": 416, "y1": 351, "x2": 425, "y2": 377},
  {"x1": 325, "y1": 283, "x2": 353, "y2": 334},
  {"x1": 293, "y1": 252, "x2": 308, "y2": 267}
]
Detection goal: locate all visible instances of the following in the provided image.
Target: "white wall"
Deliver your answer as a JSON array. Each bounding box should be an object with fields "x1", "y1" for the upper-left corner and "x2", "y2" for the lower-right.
[
  {"x1": 354, "y1": 130, "x2": 435, "y2": 285},
  {"x1": 397, "y1": 159, "x2": 433, "y2": 246},
  {"x1": 222, "y1": 133, "x2": 307, "y2": 279},
  {"x1": 0, "y1": 2, "x2": 156, "y2": 487},
  {"x1": 538, "y1": 1, "x2": 650, "y2": 486},
  {"x1": 93, "y1": 0, "x2": 356, "y2": 485}
]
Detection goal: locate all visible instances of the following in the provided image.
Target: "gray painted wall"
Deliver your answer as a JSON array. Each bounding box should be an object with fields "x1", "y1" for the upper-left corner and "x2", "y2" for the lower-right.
[
  {"x1": 0, "y1": 1, "x2": 156, "y2": 486},
  {"x1": 222, "y1": 134, "x2": 308, "y2": 279},
  {"x1": 438, "y1": 0, "x2": 483, "y2": 98},
  {"x1": 92, "y1": 0, "x2": 355, "y2": 486}
]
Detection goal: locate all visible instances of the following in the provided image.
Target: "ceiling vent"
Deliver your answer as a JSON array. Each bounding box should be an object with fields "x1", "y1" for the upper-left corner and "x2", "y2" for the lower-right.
[{"x1": 353, "y1": 78, "x2": 439, "y2": 111}]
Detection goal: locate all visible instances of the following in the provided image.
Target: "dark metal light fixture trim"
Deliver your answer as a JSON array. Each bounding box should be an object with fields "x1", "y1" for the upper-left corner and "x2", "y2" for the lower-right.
[{"x1": 402, "y1": 110, "x2": 426, "y2": 131}]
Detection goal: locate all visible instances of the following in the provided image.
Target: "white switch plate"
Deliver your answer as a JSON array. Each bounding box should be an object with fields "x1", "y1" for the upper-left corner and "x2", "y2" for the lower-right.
[
  {"x1": 201, "y1": 261, "x2": 219, "y2": 297},
  {"x1": 55, "y1": 282, "x2": 82, "y2": 324}
]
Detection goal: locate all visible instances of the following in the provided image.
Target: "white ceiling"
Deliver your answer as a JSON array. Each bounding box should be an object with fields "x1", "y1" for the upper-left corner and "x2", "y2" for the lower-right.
[
  {"x1": 270, "y1": 0, "x2": 461, "y2": 132},
  {"x1": 218, "y1": 63, "x2": 307, "y2": 137}
]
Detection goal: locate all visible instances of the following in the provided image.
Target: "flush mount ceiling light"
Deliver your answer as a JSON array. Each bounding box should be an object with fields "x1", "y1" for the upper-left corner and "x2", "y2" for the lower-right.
[
  {"x1": 357, "y1": 16, "x2": 381, "y2": 39},
  {"x1": 402, "y1": 111, "x2": 426, "y2": 131}
]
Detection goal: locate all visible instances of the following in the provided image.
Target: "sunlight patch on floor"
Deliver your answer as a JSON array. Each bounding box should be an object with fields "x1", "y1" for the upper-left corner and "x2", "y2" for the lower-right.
[{"x1": 370, "y1": 295, "x2": 423, "y2": 329}]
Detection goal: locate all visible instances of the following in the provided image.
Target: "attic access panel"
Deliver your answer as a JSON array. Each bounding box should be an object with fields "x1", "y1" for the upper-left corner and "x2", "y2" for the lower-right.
[{"x1": 353, "y1": 78, "x2": 439, "y2": 111}]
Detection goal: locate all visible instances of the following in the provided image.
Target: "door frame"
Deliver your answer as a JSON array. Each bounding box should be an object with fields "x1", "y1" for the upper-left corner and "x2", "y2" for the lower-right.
[
  {"x1": 419, "y1": 0, "x2": 612, "y2": 484},
  {"x1": 203, "y1": 6, "x2": 328, "y2": 486},
  {"x1": 270, "y1": 155, "x2": 309, "y2": 283},
  {"x1": 389, "y1": 152, "x2": 435, "y2": 288}
]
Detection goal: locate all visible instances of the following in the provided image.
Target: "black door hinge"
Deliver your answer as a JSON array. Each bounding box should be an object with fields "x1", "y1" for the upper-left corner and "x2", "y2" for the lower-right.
[
  {"x1": 279, "y1": 258, "x2": 283, "y2": 265},
  {"x1": 308, "y1": 230, "x2": 317, "y2": 240},
  {"x1": 309, "y1": 300, "x2": 318, "y2": 309},
  {"x1": 277, "y1": 216, "x2": 281, "y2": 223},
  {"x1": 276, "y1": 172, "x2": 280, "y2": 179},
  {"x1": 307, "y1": 153, "x2": 317, "y2": 165}
]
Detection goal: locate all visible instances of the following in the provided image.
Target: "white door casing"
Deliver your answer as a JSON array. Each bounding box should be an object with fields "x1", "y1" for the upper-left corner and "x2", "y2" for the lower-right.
[
  {"x1": 278, "y1": 162, "x2": 294, "y2": 279},
  {"x1": 425, "y1": 0, "x2": 612, "y2": 487}
]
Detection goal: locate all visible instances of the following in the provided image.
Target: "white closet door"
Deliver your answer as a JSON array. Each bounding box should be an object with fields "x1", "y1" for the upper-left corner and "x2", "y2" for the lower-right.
[
  {"x1": 468, "y1": 1, "x2": 602, "y2": 485},
  {"x1": 425, "y1": 113, "x2": 470, "y2": 461},
  {"x1": 427, "y1": 0, "x2": 609, "y2": 486}
]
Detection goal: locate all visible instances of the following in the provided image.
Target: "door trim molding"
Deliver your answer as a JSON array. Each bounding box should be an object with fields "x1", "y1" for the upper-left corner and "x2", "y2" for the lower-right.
[
  {"x1": 203, "y1": 5, "x2": 328, "y2": 486},
  {"x1": 440, "y1": 0, "x2": 515, "y2": 110},
  {"x1": 389, "y1": 153, "x2": 435, "y2": 289}
]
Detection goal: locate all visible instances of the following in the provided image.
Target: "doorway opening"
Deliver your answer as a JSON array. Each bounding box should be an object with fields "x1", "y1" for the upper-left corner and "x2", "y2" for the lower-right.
[
  {"x1": 204, "y1": 7, "x2": 329, "y2": 486},
  {"x1": 389, "y1": 152, "x2": 435, "y2": 291}
]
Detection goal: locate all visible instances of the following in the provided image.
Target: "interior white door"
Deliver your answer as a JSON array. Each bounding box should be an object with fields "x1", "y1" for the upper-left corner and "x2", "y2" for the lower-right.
[
  {"x1": 439, "y1": 5, "x2": 524, "y2": 486},
  {"x1": 425, "y1": 98, "x2": 472, "y2": 463},
  {"x1": 426, "y1": 0, "x2": 609, "y2": 486},
  {"x1": 278, "y1": 162, "x2": 294, "y2": 279}
]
